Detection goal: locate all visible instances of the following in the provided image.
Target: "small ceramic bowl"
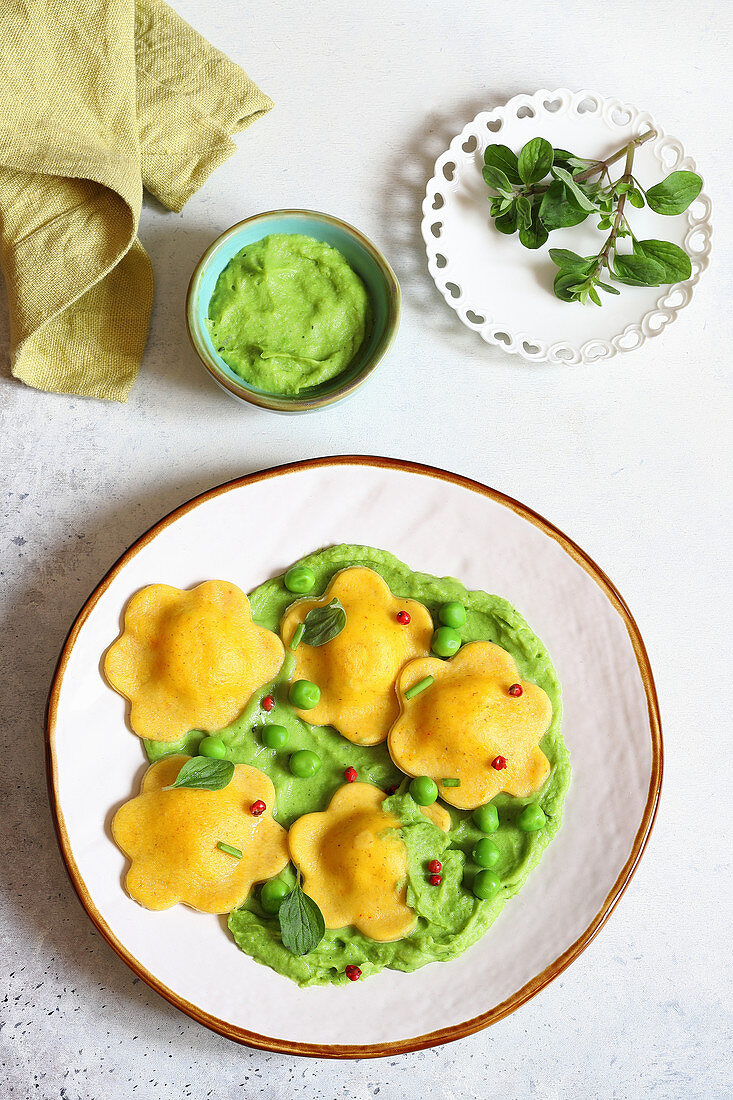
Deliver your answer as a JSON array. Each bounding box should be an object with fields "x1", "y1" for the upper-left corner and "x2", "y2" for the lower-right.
[{"x1": 186, "y1": 210, "x2": 401, "y2": 412}]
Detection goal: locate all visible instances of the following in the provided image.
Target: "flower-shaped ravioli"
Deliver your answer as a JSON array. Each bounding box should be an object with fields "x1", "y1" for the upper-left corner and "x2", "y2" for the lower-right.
[
  {"x1": 288, "y1": 782, "x2": 450, "y2": 941},
  {"x1": 112, "y1": 755, "x2": 289, "y2": 912},
  {"x1": 105, "y1": 581, "x2": 284, "y2": 742},
  {"x1": 389, "y1": 641, "x2": 553, "y2": 810},
  {"x1": 280, "y1": 567, "x2": 433, "y2": 745}
]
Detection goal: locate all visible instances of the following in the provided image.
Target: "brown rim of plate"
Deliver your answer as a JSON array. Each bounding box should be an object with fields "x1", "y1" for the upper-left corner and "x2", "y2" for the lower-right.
[
  {"x1": 45, "y1": 456, "x2": 663, "y2": 1059},
  {"x1": 185, "y1": 210, "x2": 401, "y2": 412}
]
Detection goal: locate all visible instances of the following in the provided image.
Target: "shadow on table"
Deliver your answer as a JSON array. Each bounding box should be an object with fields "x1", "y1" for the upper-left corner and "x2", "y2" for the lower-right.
[
  {"x1": 0, "y1": 470, "x2": 262, "y2": 1046},
  {"x1": 379, "y1": 88, "x2": 549, "y2": 373},
  {"x1": 140, "y1": 216, "x2": 231, "y2": 403}
]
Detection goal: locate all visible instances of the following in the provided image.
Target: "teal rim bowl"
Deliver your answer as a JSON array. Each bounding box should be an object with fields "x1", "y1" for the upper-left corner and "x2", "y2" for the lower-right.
[{"x1": 185, "y1": 210, "x2": 401, "y2": 413}]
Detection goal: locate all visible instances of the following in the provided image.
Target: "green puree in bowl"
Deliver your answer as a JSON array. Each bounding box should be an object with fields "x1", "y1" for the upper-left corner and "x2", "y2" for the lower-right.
[
  {"x1": 144, "y1": 545, "x2": 571, "y2": 987},
  {"x1": 206, "y1": 234, "x2": 371, "y2": 395}
]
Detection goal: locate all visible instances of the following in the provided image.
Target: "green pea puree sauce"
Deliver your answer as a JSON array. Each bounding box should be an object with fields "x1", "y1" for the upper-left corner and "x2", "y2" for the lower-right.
[
  {"x1": 144, "y1": 545, "x2": 571, "y2": 987},
  {"x1": 207, "y1": 234, "x2": 370, "y2": 395}
]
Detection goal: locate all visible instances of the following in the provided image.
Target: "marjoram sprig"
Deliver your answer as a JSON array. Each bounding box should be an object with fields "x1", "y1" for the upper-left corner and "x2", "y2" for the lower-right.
[{"x1": 482, "y1": 131, "x2": 703, "y2": 304}]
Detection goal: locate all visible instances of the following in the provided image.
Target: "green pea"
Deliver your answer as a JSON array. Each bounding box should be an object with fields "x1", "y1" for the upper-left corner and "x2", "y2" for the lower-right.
[
  {"x1": 473, "y1": 803, "x2": 499, "y2": 834},
  {"x1": 198, "y1": 736, "x2": 226, "y2": 759},
  {"x1": 473, "y1": 869, "x2": 501, "y2": 900},
  {"x1": 260, "y1": 877, "x2": 291, "y2": 913},
  {"x1": 289, "y1": 749, "x2": 321, "y2": 778},
  {"x1": 473, "y1": 838, "x2": 500, "y2": 868},
  {"x1": 284, "y1": 565, "x2": 316, "y2": 594},
  {"x1": 439, "y1": 601, "x2": 466, "y2": 628},
  {"x1": 261, "y1": 724, "x2": 288, "y2": 750},
  {"x1": 409, "y1": 775, "x2": 438, "y2": 806},
  {"x1": 431, "y1": 626, "x2": 461, "y2": 658},
  {"x1": 289, "y1": 679, "x2": 321, "y2": 709},
  {"x1": 517, "y1": 803, "x2": 546, "y2": 832}
]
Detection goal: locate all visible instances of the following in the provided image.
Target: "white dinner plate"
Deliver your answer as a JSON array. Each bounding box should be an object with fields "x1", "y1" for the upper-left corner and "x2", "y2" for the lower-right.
[{"x1": 46, "y1": 457, "x2": 662, "y2": 1057}]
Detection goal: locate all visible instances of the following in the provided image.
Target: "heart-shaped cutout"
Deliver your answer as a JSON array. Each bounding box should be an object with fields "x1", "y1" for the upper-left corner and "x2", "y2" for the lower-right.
[
  {"x1": 647, "y1": 311, "x2": 669, "y2": 333},
  {"x1": 582, "y1": 342, "x2": 609, "y2": 363},
  {"x1": 618, "y1": 331, "x2": 641, "y2": 351},
  {"x1": 661, "y1": 289, "x2": 686, "y2": 310},
  {"x1": 611, "y1": 106, "x2": 632, "y2": 126},
  {"x1": 687, "y1": 229, "x2": 708, "y2": 254},
  {"x1": 660, "y1": 141, "x2": 682, "y2": 169},
  {"x1": 689, "y1": 198, "x2": 709, "y2": 222},
  {"x1": 576, "y1": 96, "x2": 599, "y2": 115}
]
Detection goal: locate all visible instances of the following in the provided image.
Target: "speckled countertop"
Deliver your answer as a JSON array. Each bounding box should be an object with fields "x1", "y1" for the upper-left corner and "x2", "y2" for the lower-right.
[{"x1": 1, "y1": 0, "x2": 731, "y2": 1096}]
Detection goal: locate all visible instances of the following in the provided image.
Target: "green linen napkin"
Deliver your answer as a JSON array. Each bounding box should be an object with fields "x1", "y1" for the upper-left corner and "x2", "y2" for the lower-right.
[{"x1": 0, "y1": 0, "x2": 272, "y2": 401}]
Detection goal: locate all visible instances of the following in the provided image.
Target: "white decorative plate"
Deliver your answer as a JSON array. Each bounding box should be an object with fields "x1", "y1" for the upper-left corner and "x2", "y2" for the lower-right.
[
  {"x1": 421, "y1": 89, "x2": 712, "y2": 364},
  {"x1": 46, "y1": 458, "x2": 662, "y2": 1057}
]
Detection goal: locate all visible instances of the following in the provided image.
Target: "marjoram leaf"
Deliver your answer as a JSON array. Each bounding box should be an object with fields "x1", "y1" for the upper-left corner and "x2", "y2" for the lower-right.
[
  {"x1": 548, "y1": 248, "x2": 590, "y2": 271},
  {"x1": 550, "y1": 166, "x2": 599, "y2": 212},
  {"x1": 613, "y1": 252, "x2": 665, "y2": 287},
  {"x1": 302, "y1": 599, "x2": 347, "y2": 646},
  {"x1": 163, "y1": 757, "x2": 234, "y2": 792},
  {"x1": 517, "y1": 137, "x2": 554, "y2": 186},
  {"x1": 483, "y1": 144, "x2": 522, "y2": 186},
  {"x1": 519, "y1": 206, "x2": 549, "y2": 249},
  {"x1": 482, "y1": 164, "x2": 514, "y2": 197},
  {"x1": 494, "y1": 202, "x2": 519, "y2": 234},
  {"x1": 553, "y1": 269, "x2": 583, "y2": 302},
  {"x1": 515, "y1": 195, "x2": 533, "y2": 231},
  {"x1": 539, "y1": 180, "x2": 591, "y2": 231},
  {"x1": 634, "y1": 239, "x2": 692, "y2": 282},
  {"x1": 645, "y1": 171, "x2": 703, "y2": 216},
  {"x1": 278, "y1": 880, "x2": 326, "y2": 955}
]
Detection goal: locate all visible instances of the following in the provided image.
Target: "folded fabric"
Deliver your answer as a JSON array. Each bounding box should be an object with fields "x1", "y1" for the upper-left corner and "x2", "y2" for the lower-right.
[{"x1": 0, "y1": 0, "x2": 272, "y2": 401}]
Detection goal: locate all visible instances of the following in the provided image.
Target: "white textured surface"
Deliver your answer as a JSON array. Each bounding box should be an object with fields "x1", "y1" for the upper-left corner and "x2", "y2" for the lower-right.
[
  {"x1": 0, "y1": 0, "x2": 731, "y2": 1095},
  {"x1": 51, "y1": 464, "x2": 652, "y2": 1047}
]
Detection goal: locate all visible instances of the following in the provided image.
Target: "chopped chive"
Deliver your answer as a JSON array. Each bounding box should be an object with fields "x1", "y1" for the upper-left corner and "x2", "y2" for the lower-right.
[
  {"x1": 441, "y1": 777, "x2": 461, "y2": 787},
  {"x1": 404, "y1": 675, "x2": 434, "y2": 700},
  {"x1": 289, "y1": 622, "x2": 305, "y2": 651},
  {"x1": 216, "y1": 841, "x2": 242, "y2": 859}
]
